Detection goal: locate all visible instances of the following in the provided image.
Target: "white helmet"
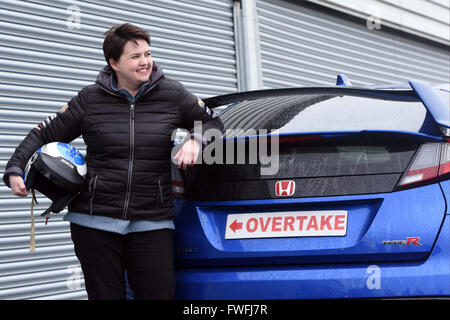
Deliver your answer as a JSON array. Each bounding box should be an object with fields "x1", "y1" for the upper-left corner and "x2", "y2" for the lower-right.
[{"x1": 24, "y1": 142, "x2": 87, "y2": 217}]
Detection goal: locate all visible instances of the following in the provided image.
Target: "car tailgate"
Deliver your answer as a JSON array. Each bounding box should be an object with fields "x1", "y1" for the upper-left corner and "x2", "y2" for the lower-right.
[{"x1": 174, "y1": 131, "x2": 447, "y2": 267}]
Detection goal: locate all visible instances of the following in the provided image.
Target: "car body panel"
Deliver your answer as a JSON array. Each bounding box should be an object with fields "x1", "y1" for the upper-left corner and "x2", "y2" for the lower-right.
[
  {"x1": 174, "y1": 182, "x2": 446, "y2": 268},
  {"x1": 175, "y1": 216, "x2": 450, "y2": 299},
  {"x1": 439, "y1": 180, "x2": 450, "y2": 214}
]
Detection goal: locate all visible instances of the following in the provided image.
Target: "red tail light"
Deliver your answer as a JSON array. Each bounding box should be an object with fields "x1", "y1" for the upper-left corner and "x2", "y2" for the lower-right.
[
  {"x1": 396, "y1": 142, "x2": 450, "y2": 189},
  {"x1": 439, "y1": 143, "x2": 450, "y2": 175}
]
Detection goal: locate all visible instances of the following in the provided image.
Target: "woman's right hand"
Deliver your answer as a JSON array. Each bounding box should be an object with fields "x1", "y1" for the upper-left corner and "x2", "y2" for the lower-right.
[{"x1": 9, "y1": 175, "x2": 29, "y2": 197}]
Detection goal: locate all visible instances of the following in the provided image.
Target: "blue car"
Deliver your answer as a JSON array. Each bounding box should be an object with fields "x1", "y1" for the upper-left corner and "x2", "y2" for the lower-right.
[{"x1": 172, "y1": 75, "x2": 450, "y2": 299}]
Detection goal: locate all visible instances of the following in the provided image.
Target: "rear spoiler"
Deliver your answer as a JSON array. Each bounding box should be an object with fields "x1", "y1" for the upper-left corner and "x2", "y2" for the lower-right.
[
  {"x1": 203, "y1": 86, "x2": 418, "y2": 108},
  {"x1": 203, "y1": 75, "x2": 450, "y2": 131},
  {"x1": 409, "y1": 81, "x2": 449, "y2": 128}
]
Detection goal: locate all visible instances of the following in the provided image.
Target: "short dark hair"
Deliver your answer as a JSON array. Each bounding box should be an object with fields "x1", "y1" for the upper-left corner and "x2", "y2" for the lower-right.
[{"x1": 103, "y1": 23, "x2": 150, "y2": 66}]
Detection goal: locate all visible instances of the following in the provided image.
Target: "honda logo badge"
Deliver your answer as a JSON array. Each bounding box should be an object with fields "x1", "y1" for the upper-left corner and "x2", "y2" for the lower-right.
[{"x1": 275, "y1": 180, "x2": 295, "y2": 197}]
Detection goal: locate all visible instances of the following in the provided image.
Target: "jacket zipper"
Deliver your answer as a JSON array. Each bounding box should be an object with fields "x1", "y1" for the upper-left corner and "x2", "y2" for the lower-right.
[
  {"x1": 89, "y1": 175, "x2": 99, "y2": 215},
  {"x1": 122, "y1": 103, "x2": 135, "y2": 219},
  {"x1": 94, "y1": 73, "x2": 165, "y2": 219}
]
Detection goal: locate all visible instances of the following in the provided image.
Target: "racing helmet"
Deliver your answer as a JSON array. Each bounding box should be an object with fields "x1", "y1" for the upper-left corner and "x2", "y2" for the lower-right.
[{"x1": 24, "y1": 142, "x2": 87, "y2": 217}]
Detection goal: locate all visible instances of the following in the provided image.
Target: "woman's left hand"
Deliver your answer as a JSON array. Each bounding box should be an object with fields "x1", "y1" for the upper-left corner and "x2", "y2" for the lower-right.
[{"x1": 173, "y1": 138, "x2": 200, "y2": 170}]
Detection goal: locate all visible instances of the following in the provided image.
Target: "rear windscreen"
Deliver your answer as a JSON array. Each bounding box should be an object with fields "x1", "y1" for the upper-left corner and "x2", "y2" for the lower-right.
[
  {"x1": 219, "y1": 94, "x2": 427, "y2": 135},
  {"x1": 183, "y1": 133, "x2": 420, "y2": 200},
  {"x1": 267, "y1": 143, "x2": 416, "y2": 179},
  {"x1": 187, "y1": 134, "x2": 419, "y2": 181},
  {"x1": 184, "y1": 93, "x2": 430, "y2": 200}
]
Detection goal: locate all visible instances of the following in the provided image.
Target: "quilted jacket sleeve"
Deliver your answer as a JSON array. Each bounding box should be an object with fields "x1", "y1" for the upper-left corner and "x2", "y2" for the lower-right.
[
  {"x1": 178, "y1": 84, "x2": 224, "y2": 146},
  {"x1": 2, "y1": 89, "x2": 87, "y2": 187}
]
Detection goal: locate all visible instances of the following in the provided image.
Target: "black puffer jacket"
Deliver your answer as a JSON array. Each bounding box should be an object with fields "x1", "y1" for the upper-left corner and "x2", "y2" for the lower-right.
[{"x1": 3, "y1": 63, "x2": 224, "y2": 220}]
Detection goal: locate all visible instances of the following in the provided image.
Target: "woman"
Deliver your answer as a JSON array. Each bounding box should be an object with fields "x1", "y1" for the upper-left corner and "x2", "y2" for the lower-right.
[{"x1": 3, "y1": 23, "x2": 224, "y2": 300}]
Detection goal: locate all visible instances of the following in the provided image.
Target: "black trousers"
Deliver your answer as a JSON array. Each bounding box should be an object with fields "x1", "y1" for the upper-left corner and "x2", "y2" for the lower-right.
[{"x1": 70, "y1": 223, "x2": 175, "y2": 300}]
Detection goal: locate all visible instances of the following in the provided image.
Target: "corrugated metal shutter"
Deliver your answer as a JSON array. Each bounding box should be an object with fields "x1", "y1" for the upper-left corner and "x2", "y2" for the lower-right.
[
  {"x1": 0, "y1": 0, "x2": 236, "y2": 300},
  {"x1": 307, "y1": 0, "x2": 450, "y2": 45},
  {"x1": 256, "y1": 0, "x2": 450, "y2": 88}
]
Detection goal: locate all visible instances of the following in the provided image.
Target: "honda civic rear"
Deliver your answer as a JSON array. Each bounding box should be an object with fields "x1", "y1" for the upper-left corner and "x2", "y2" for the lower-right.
[{"x1": 172, "y1": 79, "x2": 450, "y2": 299}]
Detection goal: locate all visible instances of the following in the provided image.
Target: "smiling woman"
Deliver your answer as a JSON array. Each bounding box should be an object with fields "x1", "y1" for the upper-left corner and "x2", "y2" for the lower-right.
[
  {"x1": 110, "y1": 40, "x2": 152, "y2": 96},
  {"x1": 103, "y1": 24, "x2": 153, "y2": 96},
  {"x1": 2, "y1": 22, "x2": 224, "y2": 300}
]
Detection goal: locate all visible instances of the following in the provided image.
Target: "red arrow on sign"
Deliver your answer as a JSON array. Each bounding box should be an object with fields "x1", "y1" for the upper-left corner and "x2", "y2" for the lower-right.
[{"x1": 229, "y1": 220, "x2": 243, "y2": 233}]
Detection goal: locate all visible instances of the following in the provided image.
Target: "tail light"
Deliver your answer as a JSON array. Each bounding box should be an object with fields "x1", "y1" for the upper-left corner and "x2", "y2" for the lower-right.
[
  {"x1": 439, "y1": 142, "x2": 450, "y2": 175},
  {"x1": 396, "y1": 142, "x2": 450, "y2": 189}
]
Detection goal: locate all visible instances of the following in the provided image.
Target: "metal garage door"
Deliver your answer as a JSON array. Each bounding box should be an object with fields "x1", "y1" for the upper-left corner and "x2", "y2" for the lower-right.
[
  {"x1": 0, "y1": 0, "x2": 237, "y2": 299},
  {"x1": 257, "y1": 0, "x2": 450, "y2": 88}
]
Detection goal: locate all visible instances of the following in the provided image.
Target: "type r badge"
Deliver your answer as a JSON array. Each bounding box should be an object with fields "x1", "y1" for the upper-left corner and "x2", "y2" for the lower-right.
[{"x1": 382, "y1": 236, "x2": 422, "y2": 246}]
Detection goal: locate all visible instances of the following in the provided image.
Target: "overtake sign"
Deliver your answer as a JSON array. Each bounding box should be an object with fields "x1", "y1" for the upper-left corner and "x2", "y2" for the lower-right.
[{"x1": 225, "y1": 210, "x2": 348, "y2": 239}]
